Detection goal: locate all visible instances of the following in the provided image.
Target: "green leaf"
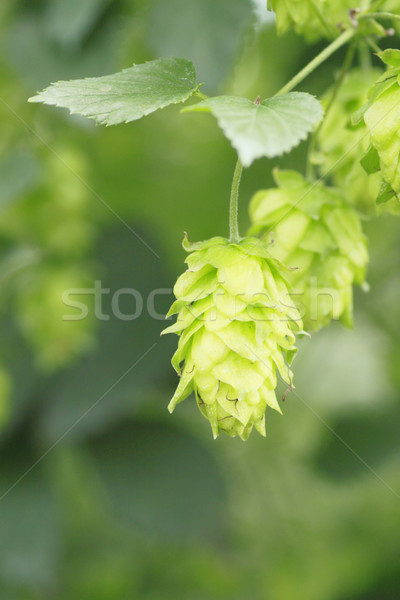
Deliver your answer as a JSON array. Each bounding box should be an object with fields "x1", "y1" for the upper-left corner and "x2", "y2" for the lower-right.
[
  {"x1": 183, "y1": 93, "x2": 323, "y2": 167},
  {"x1": 378, "y1": 49, "x2": 400, "y2": 69},
  {"x1": 360, "y1": 145, "x2": 380, "y2": 175},
  {"x1": 28, "y1": 57, "x2": 200, "y2": 126},
  {"x1": 377, "y1": 180, "x2": 396, "y2": 205}
]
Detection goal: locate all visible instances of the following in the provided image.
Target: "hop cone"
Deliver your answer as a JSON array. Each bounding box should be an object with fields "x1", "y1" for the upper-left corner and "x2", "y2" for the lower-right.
[
  {"x1": 163, "y1": 235, "x2": 303, "y2": 440},
  {"x1": 314, "y1": 69, "x2": 393, "y2": 217},
  {"x1": 248, "y1": 170, "x2": 369, "y2": 331},
  {"x1": 363, "y1": 51, "x2": 400, "y2": 200},
  {"x1": 267, "y1": 0, "x2": 355, "y2": 42}
]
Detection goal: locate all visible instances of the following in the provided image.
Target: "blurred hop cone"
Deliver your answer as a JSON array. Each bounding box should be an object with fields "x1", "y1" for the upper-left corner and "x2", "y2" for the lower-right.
[
  {"x1": 363, "y1": 50, "x2": 400, "y2": 199},
  {"x1": 314, "y1": 68, "x2": 386, "y2": 217},
  {"x1": 162, "y1": 235, "x2": 304, "y2": 440},
  {"x1": 267, "y1": 0, "x2": 356, "y2": 42},
  {"x1": 248, "y1": 170, "x2": 369, "y2": 332}
]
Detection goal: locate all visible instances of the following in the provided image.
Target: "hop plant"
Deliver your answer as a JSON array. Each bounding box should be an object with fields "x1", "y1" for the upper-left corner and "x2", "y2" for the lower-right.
[
  {"x1": 361, "y1": 50, "x2": 400, "y2": 202},
  {"x1": 248, "y1": 170, "x2": 369, "y2": 331},
  {"x1": 267, "y1": 0, "x2": 356, "y2": 41},
  {"x1": 162, "y1": 235, "x2": 303, "y2": 440}
]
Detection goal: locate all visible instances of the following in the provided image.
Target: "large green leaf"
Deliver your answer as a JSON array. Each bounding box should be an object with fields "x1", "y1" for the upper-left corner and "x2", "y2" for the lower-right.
[
  {"x1": 28, "y1": 57, "x2": 200, "y2": 125},
  {"x1": 183, "y1": 93, "x2": 323, "y2": 166}
]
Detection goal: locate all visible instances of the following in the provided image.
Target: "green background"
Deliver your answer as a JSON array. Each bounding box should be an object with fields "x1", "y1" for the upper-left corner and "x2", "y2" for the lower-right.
[{"x1": 0, "y1": 1, "x2": 399, "y2": 598}]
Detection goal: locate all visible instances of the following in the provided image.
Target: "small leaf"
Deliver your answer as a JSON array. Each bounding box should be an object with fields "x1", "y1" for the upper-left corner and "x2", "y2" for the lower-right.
[
  {"x1": 28, "y1": 57, "x2": 200, "y2": 125},
  {"x1": 378, "y1": 49, "x2": 400, "y2": 69},
  {"x1": 183, "y1": 93, "x2": 323, "y2": 167},
  {"x1": 360, "y1": 146, "x2": 381, "y2": 175},
  {"x1": 377, "y1": 180, "x2": 396, "y2": 205}
]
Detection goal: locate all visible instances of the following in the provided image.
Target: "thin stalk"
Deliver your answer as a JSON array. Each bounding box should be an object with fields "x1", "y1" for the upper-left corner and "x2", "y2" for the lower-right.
[
  {"x1": 276, "y1": 28, "x2": 356, "y2": 96},
  {"x1": 359, "y1": 11, "x2": 400, "y2": 22},
  {"x1": 365, "y1": 36, "x2": 382, "y2": 53},
  {"x1": 359, "y1": 40, "x2": 372, "y2": 72},
  {"x1": 229, "y1": 158, "x2": 243, "y2": 243}
]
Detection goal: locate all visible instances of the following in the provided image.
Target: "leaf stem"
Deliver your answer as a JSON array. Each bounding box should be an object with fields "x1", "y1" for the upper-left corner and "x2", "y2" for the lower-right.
[
  {"x1": 276, "y1": 28, "x2": 355, "y2": 96},
  {"x1": 229, "y1": 158, "x2": 243, "y2": 243},
  {"x1": 195, "y1": 90, "x2": 209, "y2": 100}
]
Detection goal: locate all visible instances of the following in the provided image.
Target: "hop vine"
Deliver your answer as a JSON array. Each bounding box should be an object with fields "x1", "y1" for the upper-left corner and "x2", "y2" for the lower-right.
[{"x1": 28, "y1": 1, "x2": 400, "y2": 439}]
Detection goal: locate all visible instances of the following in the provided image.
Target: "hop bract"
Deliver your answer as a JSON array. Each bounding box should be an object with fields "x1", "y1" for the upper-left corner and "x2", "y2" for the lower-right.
[
  {"x1": 249, "y1": 170, "x2": 369, "y2": 331},
  {"x1": 163, "y1": 235, "x2": 303, "y2": 441}
]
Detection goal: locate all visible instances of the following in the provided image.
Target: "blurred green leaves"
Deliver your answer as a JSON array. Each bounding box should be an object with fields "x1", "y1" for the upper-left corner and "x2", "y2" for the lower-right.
[
  {"x1": 147, "y1": 0, "x2": 254, "y2": 91},
  {"x1": 0, "y1": 151, "x2": 41, "y2": 212},
  {"x1": 44, "y1": 0, "x2": 112, "y2": 50},
  {"x1": 184, "y1": 93, "x2": 324, "y2": 166},
  {"x1": 29, "y1": 58, "x2": 200, "y2": 126},
  {"x1": 1, "y1": 1, "x2": 400, "y2": 599},
  {"x1": 87, "y1": 420, "x2": 227, "y2": 541},
  {"x1": 0, "y1": 437, "x2": 61, "y2": 591}
]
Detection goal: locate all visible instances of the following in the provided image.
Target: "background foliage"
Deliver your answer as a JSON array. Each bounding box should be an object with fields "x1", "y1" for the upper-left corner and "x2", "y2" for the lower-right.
[{"x1": 0, "y1": 1, "x2": 400, "y2": 598}]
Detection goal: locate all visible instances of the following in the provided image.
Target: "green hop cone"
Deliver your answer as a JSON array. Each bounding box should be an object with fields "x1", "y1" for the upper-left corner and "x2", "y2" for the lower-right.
[
  {"x1": 163, "y1": 235, "x2": 303, "y2": 441},
  {"x1": 267, "y1": 0, "x2": 355, "y2": 41},
  {"x1": 248, "y1": 170, "x2": 369, "y2": 331},
  {"x1": 313, "y1": 68, "x2": 394, "y2": 217},
  {"x1": 362, "y1": 51, "x2": 400, "y2": 201}
]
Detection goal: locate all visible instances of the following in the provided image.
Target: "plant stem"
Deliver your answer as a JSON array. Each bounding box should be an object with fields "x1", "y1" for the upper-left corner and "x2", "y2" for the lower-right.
[
  {"x1": 275, "y1": 28, "x2": 355, "y2": 96},
  {"x1": 229, "y1": 158, "x2": 243, "y2": 243}
]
